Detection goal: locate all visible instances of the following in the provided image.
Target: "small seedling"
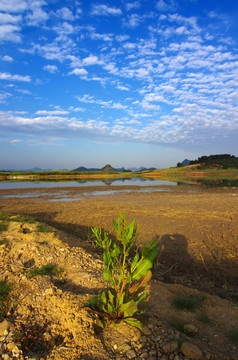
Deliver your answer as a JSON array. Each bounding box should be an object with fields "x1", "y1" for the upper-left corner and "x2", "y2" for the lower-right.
[
  {"x1": 0, "y1": 223, "x2": 8, "y2": 232},
  {"x1": 172, "y1": 294, "x2": 206, "y2": 312},
  {"x1": 36, "y1": 224, "x2": 52, "y2": 233},
  {"x1": 168, "y1": 320, "x2": 196, "y2": 337},
  {"x1": 12, "y1": 215, "x2": 36, "y2": 223},
  {"x1": 0, "y1": 212, "x2": 11, "y2": 221},
  {"x1": 38, "y1": 240, "x2": 48, "y2": 245},
  {"x1": 29, "y1": 264, "x2": 63, "y2": 277},
  {"x1": 227, "y1": 329, "x2": 238, "y2": 343},
  {"x1": 197, "y1": 312, "x2": 213, "y2": 324},
  {"x1": 53, "y1": 278, "x2": 67, "y2": 286},
  {"x1": 88, "y1": 212, "x2": 159, "y2": 328},
  {"x1": 0, "y1": 280, "x2": 13, "y2": 319}
]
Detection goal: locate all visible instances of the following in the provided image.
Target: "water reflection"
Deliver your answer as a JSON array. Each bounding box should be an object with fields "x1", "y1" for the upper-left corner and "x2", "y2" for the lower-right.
[{"x1": 0, "y1": 178, "x2": 177, "y2": 190}]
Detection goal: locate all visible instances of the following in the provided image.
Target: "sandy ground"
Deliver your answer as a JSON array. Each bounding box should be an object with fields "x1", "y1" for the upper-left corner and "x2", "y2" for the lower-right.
[{"x1": 0, "y1": 184, "x2": 238, "y2": 292}]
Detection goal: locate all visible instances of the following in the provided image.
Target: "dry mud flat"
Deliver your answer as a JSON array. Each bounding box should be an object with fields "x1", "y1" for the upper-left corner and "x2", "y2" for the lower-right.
[
  {"x1": 0, "y1": 218, "x2": 238, "y2": 360},
  {"x1": 0, "y1": 185, "x2": 238, "y2": 359},
  {"x1": 0, "y1": 184, "x2": 238, "y2": 286}
]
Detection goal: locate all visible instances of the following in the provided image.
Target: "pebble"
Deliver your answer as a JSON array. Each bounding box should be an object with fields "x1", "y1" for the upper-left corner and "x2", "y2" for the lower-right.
[
  {"x1": 180, "y1": 342, "x2": 203, "y2": 359},
  {"x1": 161, "y1": 341, "x2": 178, "y2": 354}
]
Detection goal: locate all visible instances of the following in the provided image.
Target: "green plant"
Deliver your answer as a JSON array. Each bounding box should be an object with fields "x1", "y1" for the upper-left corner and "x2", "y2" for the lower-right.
[
  {"x1": 0, "y1": 239, "x2": 7, "y2": 245},
  {"x1": 89, "y1": 212, "x2": 159, "y2": 328},
  {"x1": 36, "y1": 224, "x2": 52, "y2": 233},
  {"x1": 197, "y1": 312, "x2": 213, "y2": 324},
  {"x1": 0, "y1": 212, "x2": 11, "y2": 221},
  {"x1": 12, "y1": 215, "x2": 35, "y2": 223},
  {"x1": 0, "y1": 223, "x2": 8, "y2": 232},
  {"x1": 227, "y1": 329, "x2": 238, "y2": 343},
  {"x1": 168, "y1": 320, "x2": 196, "y2": 337},
  {"x1": 172, "y1": 294, "x2": 206, "y2": 312},
  {"x1": 29, "y1": 263, "x2": 63, "y2": 277},
  {"x1": 0, "y1": 280, "x2": 13, "y2": 319}
]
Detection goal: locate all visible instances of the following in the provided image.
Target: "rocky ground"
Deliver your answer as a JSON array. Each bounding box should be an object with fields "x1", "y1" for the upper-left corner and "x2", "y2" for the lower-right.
[{"x1": 0, "y1": 216, "x2": 238, "y2": 360}]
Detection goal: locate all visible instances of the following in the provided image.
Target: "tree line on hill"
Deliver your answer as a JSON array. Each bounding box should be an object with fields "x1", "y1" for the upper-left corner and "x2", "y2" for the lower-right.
[{"x1": 177, "y1": 154, "x2": 238, "y2": 169}]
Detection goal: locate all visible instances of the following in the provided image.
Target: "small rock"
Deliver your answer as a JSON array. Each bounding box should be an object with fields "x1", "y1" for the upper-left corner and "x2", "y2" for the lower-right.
[
  {"x1": 162, "y1": 341, "x2": 178, "y2": 354},
  {"x1": 126, "y1": 349, "x2": 136, "y2": 359},
  {"x1": 141, "y1": 325, "x2": 151, "y2": 336},
  {"x1": 181, "y1": 342, "x2": 203, "y2": 359},
  {"x1": 0, "y1": 343, "x2": 5, "y2": 355},
  {"x1": 0, "y1": 320, "x2": 11, "y2": 336},
  {"x1": 44, "y1": 288, "x2": 54, "y2": 296},
  {"x1": 183, "y1": 324, "x2": 198, "y2": 335}
]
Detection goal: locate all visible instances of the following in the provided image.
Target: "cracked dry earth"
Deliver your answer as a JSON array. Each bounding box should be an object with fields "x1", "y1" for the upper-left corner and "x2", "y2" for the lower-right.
[{"x1": 0, "y1": 218, "x2": 238, "y2": 360}]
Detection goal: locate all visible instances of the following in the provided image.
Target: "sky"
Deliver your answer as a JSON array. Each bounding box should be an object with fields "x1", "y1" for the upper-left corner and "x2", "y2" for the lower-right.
[{"x1": 0, "y1": 0, "x2": 238, "y2": 170}]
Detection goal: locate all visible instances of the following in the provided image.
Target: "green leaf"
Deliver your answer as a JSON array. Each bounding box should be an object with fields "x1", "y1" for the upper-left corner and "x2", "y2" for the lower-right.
[
  {"x1": 103, "y1": 267, "x2": 112, "y2": 283},
  {"x1": 101, "y1": 291, "x2": 107, "y2": 306},
  {"x1": 135, "y1": 292, "x2": 148, "y2": 304},
  {"x1": 108, "y1": 290, "x2": 114, "y2": 306},
  {"x1": 125, "y1": 219, "x2": 135, "y2": 243},
  {"x1": 120, "y1": 300, "x2": 138, "y2": 317},
  {"x1": 119, "y1": 292, "x2": 125, "y2": 306},
  {"x1": 127, "y1": 272, "x2": 132, "y2": 282},
  {"x1": 131, "y1": 253, "x2": 139, "y2": 272},
  {"x1": 129, "y1": 270, "x2": 152, "y2": 295},
  {"x1": 132, "y1": 248, "x2": 158, "y2": 281},
  {"x1": 124, "y1": 318, "x2": 143, "y2": 329}
]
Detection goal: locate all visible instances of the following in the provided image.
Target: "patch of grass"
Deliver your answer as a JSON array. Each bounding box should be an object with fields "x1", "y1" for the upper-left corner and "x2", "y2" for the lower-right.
[
  {"x1": 0, "y1": 212, "x2": 11, "y2": 221},
  {"x1": 227, "y1": 329, "x2": 238, "y2": 343},
  {"x1": 217, "y1": 287, "x2": 238, "y2": 302},
  {"x1": 36, "y1": 224, "x2": 52, "y2": 233},
  {"x1": 0, "y1": 239, "x2": 7, "y2": 245},
  {"x1": 168, "y1": 320, "x2": 185, "y2": 332},
  {"x1": 168, "y1": 320, "x2": 196, "y2": 337},
  {"x1": 29, "y1": 263, "x2": 63, "y2": 277},
  {"x1": 197, "y1": 312, "x2": 213, "y2": 324},
  {"x1": 0, "y1": 280, "x2": 13, "y2": 319},
  {"x1": 37, "y1": 240, "x2": 48, "y2": 245},
  {"x1": 172, "y1": 294, "x2": 206, "y2": 312},
  {"x1": 84, "y1": 295, "x2": 103, "y2": 312},
  {"x1": 0, "y1": 223, "x2": 8, "y2": 232},
  {"x1": 53, "y1": 278, "x2": 67, "y2": 286},
  {"x1": 12, "y1": 214, "x2": 36, "y2": 223}
]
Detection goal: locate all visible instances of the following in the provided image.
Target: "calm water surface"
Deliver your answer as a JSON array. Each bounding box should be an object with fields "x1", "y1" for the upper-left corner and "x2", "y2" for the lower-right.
[{"x1": 0, "y1": 178, "x2": 178, "y2": 190}]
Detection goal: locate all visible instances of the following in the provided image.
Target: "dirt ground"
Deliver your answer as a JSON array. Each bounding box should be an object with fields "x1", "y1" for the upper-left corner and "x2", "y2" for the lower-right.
[
  {"x1": 0, "y1": 184, "x2": 238, "y2": 359},
  {"x1": 0, "y1": 184, "x2": 238, "y2": 291}
]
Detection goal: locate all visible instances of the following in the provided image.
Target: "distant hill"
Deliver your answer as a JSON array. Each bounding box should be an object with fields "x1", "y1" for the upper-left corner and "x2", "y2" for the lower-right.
[
  {"x1": 182, "y1": 159, "x2": 191, "y2": 166},
  {"x1": 190, "y1": 154, "x2": 238, "y2": 169},
  {"x1": 72, "y1": 165, "x2": 156, "y2": 172},
  {"x1": 100, "y1": 164, "x2": 116, "y2": 173}
]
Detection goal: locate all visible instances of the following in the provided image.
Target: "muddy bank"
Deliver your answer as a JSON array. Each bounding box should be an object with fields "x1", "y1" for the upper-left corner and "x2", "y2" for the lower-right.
[{"x1": 0, "y1": 184, "x2": 238, "y2": 290}]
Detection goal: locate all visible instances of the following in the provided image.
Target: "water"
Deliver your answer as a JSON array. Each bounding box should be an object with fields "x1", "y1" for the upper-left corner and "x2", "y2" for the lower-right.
[{"x1": 0, "y1": 178, "x2": 177, "y2": 190}]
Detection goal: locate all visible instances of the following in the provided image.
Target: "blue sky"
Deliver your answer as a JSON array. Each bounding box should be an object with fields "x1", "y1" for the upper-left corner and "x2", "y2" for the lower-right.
[{"x1": 0, "y1": 0, "x2": 238, "y2": 170}]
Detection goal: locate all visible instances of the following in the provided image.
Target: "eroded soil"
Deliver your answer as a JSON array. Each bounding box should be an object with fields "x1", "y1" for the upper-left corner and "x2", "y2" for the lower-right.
[{"x1": 0, "y1": 184, "x2": 238, "y2": 359}]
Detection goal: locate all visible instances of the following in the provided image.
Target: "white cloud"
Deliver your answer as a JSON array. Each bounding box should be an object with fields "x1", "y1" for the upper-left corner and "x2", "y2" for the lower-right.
[
  {"x1": 156, "y1": 0, "x2": 176, "y2": 12},
  {"x1": 116, "y1": 84, "x2": 130, "y2": 91},
  {"x1": 126, "y1": 2, "x2": 140, "y2": 11},
  {"x1": 82, "y1": 55, "x2": 101, "y2": 66},
  {"x1": 0, "y1": 12, "x2": 21, "y2": 24},
  {"x1": 36, "y1": 110, "x2": 69, "y2": 115},
  {"x1": 0, "y1": 24, "x2": 21, "y2": 42},
  {"x1": 0, "y1": 72, "x2": 31, "y2": 82},
  {"x1": 43, "y1": 64, "x2": 58, "y2": 73},
  {"x1": 91, "y1": 4, "x2": 122, "y2": 16},
  {"x1": 55, "y1": 7, "x2": 74, "y2": 21},
  {"x1": 69, "y1": 68, "x2": 88, "y2": 76},
  {"x1": 2, "y1": 55, "x2": 13, "y2": 62},
  {"x1": 25, "y1": 0, "x2": 49, "y2": 26},
  {"x1": 127, "y1": 13, "x2": 140, "y2": 28},
  {"x1": 0, "y1": 0, "x2": 28, "y2": 13}
]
